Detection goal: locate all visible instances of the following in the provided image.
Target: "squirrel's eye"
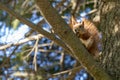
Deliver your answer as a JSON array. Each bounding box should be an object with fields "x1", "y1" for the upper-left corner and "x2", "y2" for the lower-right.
[
  {"x1": 75, "y1": 29, "x2": 77, "y2": 32},
  {"x1": 79, "y1": 26, "x2": 84, "y2": 30}
]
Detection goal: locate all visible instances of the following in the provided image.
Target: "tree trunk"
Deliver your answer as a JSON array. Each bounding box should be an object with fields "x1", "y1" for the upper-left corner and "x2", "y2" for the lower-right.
[{"x1": 98, "y1": 1, "x2": 120, "y2": 80}]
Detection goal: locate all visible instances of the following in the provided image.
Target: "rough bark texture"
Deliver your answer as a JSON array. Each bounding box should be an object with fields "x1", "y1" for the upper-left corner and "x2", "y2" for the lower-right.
[
  {"x1": 35, "y1": 0, "x2": 112, "y2": 80},
  {"x1": 99, "y1": 1, "x2": 120, "y2": 80}
]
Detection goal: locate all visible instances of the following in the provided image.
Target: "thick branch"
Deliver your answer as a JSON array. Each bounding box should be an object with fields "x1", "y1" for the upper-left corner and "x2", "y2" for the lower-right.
[{"x1": 35, "y1": 0, "x2": 112, "y2": 80}]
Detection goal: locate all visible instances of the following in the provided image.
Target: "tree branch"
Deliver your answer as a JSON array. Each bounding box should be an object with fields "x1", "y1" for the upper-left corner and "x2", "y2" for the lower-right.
[
  {"x1": 0, "y1": 2, "x2": 72, "y2": 56},
  {"x1": 0, "y1": 34, "x2": 43, "y2": 50},
  {"x1": 35, "y1": 0, "x2": 112, "y2": 80}
]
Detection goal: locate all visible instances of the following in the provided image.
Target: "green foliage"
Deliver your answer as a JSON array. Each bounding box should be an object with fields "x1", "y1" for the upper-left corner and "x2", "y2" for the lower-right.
[{"x1": 12, "y1": 19, "x2": 20, "y2": 29}]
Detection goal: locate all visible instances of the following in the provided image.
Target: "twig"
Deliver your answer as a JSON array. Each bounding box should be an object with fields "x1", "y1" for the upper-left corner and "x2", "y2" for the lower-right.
[
  {"x1": 94, "y1": 0, "x2": 97, "y2": 9},
  {"x1": 39, "y1": 49, "x2": 63, "y2": 53},
  {"x1": 38, "y1": 43, "x2": 53, "y2": 47},
  {"x1": 86, "y1": 9, "x2": 97, "y2": 16},
  {"x1": 24, "y1": 45, "x2": 35, "y2": 59},
  {"x1": 0, "y1": 34, "x2": 43, "y2": 50},
  {"x1": 52, "y1": 66, "x2": 83, "y2": 76},
  {"x1": 0, "y1": 46, "x2": 19, "y2": 69},
  {"x1": 11, "y1": 71, "x2": 34, "y2": 77},
  {"x1": 71, "y1": 0, "x2": 81, "y2": 15},
  {"x1": 33, "y1": 37, "x2": 39, "y2": 71},
  {"x1": 0, "y1": 3, "x2": 72, "y2": 56},
  {"x1": 60, "y1": 52, "x2": 65, "y2": 71},
  {"x1": 23, "y1": 37, "x2": 39, "y2": 59}
]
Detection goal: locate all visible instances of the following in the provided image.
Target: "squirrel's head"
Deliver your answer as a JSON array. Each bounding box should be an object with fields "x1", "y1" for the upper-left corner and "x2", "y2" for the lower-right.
[{"x1": 73, "y1": 21, "x2": 85, "y2": 35}]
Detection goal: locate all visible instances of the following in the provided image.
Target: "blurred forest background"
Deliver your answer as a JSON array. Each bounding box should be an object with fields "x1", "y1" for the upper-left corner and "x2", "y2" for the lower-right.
[{"x1": 0, "y1": 0, "x2": 120, "y2": 80}]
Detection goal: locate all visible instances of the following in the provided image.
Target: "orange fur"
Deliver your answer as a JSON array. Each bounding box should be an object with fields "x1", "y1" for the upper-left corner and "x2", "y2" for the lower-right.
[{"x1": 69, "y1": 16, "x2": 101, "y2": 58}]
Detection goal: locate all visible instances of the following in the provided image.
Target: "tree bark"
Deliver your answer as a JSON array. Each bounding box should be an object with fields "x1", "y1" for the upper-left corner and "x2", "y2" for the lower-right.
[
  {"x1": 98, "y1": 1, "x2": 120, "y2": 80},
  {"x1": 35, "y1": 0, "x2": 112, "y2": 80}
]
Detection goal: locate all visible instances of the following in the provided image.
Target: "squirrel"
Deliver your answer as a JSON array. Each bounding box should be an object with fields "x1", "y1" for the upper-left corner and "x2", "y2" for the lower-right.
[{"x1": 69, "y1": 16, "x2": 101, "y2": 58}]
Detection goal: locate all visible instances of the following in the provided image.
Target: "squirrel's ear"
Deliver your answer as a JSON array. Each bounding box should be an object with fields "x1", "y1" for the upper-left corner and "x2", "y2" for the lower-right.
[
  {"x1": 69, "y1": 16, "x2": 77, "y2": 29},
  {"x1": 81, "y1": 21, "x2": 84, "y2": 25},
  {"x1": 81, "y1": 21, "x2": 84, "y2": 28},
  {"x1": 71, "y1": 16, "x2": 77, "y2": 25}
]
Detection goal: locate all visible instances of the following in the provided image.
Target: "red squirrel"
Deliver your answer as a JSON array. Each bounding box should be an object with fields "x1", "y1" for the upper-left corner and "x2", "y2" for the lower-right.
[{"x1": 69, "y1": 16, "x2": 101, "y2": 58}]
